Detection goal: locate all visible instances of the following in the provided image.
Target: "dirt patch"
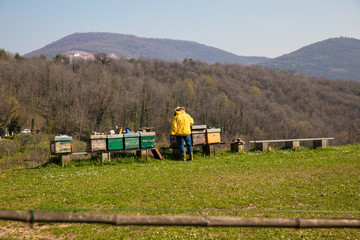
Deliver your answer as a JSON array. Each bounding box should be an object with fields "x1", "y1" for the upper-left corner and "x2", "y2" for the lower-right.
[{"x1": 0, "y1": 222, "x2": 74, "y2": 239}]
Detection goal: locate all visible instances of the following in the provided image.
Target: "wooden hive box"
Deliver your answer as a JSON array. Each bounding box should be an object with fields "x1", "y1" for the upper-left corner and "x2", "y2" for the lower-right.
[
  {"x1": 191, "y1": 125, "x2": 207, "y2": 145},
  {"x1": 107, "y1": 134, "x2": 124, "y2": 150},
  {"x1": 50, "y1": 136, "x2": 73, "y2": 155},
  {"x1": 124, "y1": 133, "x2": 140, "y2": 149},
  {"x1": 231, "y1": 142, "x2": 244, "y2": 152},
  {"x1": 139, "y1": 132, "x2": 155, "y2": 148},
  {"x1": 86, "y1": 134, "x2": 107, "y2": 152},
  {"x1": 206, "y1": 128, "x2": 221, "y2": 144}
]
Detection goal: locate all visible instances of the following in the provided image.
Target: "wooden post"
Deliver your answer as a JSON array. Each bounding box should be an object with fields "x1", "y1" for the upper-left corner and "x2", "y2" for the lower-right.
[
  {"x1": 60, "y1": 155, "x2": 70, "y2": 166},
  {"x1": 203, "y1": 144, "x2": 216, "y2": 156},
  {"x1": 285, "y1": 141, "x2": 300, "y2": 149},
  {"x1": 255, "y1": 142, "x2": 268, "y2": 151},
  {"x1": 136, "y1": 149, "x2": 148, "y2": 159},
  {"x1": 101, "y1": 152, "x2": 110, "y2": 162},
  {"x1": 313, "y1": 139, "x2": 329, "y2": 148}
]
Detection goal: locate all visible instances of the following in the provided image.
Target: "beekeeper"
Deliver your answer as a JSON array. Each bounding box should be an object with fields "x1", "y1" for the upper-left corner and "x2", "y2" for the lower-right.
[{"x1": 170, "y1": 106, "x2": 194, "y2": 161}]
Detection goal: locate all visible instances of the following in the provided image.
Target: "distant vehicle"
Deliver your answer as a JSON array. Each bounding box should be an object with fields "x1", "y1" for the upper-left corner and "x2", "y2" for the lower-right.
[{"x1": 21, "y1": 129, "x2": 31, "y2": 134}]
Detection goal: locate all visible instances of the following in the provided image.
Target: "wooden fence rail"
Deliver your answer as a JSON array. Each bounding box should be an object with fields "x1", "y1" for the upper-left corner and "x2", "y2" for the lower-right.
[{"x1": 0, "y1": 210, "x2": 359, "y2": 228}]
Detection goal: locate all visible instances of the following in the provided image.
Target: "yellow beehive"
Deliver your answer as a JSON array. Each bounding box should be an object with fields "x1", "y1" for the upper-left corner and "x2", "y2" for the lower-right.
[{"x1": 206, "y1": 128, "x2": 221, "y2": 144}]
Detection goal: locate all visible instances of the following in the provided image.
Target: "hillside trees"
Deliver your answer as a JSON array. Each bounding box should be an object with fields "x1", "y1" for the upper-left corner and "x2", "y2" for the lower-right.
[
  {"x1": 0, "y1": 94, "x2": 20, "y2": 134},
  {"x1": 0, "y1": 54, "x2": 359, "y2": 144},
  {"x1": 0, "y1": 49, "x2": 9, "y2": 59}
]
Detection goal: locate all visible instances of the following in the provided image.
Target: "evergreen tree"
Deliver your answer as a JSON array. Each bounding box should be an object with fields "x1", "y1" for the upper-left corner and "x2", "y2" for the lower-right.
[
  {"x1": 8, "y1": 115, "x2": 22, "y2": 134},
  {"x1": 0, "y1": 49, "x2": 9, "y2": 59}
]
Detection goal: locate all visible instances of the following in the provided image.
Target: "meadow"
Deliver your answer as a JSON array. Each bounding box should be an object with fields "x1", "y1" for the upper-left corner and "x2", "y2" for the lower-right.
[{"x1": 0, "y1": 144, "x2": 359, "y2": 239}]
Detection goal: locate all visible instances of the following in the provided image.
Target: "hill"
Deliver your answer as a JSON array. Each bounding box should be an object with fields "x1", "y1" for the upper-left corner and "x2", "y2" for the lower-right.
[
  {"x1": 24, "y1": 32, "x2": 269, "y2": 65},
  {"x1": 261, "y1": 37, "x2": 360, "y2": 81}
]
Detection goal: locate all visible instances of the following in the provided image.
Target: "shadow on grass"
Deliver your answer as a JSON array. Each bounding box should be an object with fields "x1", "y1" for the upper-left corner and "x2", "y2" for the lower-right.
[
  {"x1": 69, "y1": 152, "x2": 152, "y2": 166},
  {"x1": 159, "y1": 148, "x2": 204, "y2": 161},
  {"x1": 35, "y1": 153, "x2": 152, "y2": 168},
  {"x1": 159, "y1": 148, "x2": 179, "y2": 161}
]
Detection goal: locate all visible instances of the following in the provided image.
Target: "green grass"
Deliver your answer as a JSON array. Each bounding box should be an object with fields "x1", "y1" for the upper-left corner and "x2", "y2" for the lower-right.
[{"x1": 1, "y1": 145, "x2": 360, "y2": 239}]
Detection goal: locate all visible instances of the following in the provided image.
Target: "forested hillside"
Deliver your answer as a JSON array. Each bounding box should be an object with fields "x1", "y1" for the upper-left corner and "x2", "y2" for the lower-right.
[{"x1": 1, "y1": 53, "x2": 359, "y2": 145}]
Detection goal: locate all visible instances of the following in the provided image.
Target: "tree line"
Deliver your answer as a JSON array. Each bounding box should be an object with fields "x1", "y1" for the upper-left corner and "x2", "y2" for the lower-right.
[{"x1": 0, "y1": 50, "x2": 359, "y2": 145}]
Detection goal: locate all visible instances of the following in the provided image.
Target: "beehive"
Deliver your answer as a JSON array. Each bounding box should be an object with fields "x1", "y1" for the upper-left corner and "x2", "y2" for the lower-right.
[
  {"x1": 86, "y1": 134, "x2": 107, "y2": 152},
  {"x1": 124, "y1": 133, "x2": 140, "y2": 149},
  {"x1": 139, "y1": 132, "x2": 155, "y2": 148},
  {"x1": 231, "y1": 142, "x2": 244, "y2": 152},
  {"x1": 191, "y1": 125, "x2": 207, "y2": 145},
  {"x1": 107, "y1": 134, "x2": 124, "y2": 150},
  {"x1": 50, "y1": 136, "x2": 73, "y2": 154},
  {"x1": 206, "y1": 128, "x2": 221, "y2": 144}
]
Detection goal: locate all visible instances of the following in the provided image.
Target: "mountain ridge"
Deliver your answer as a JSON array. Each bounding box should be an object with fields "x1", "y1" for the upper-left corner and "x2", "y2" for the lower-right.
[
  {"x1": 261, "y1": 37, "x2": 360, "y2": 81},
  {"x1": 24, "y1": 32, "x2": 268, "y2": 65},
  {"x1": 24, "y1": 33, "x2": 360, "y2": 81}
]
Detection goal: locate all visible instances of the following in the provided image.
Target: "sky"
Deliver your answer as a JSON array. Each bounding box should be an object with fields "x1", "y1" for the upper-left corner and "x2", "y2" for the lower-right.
[{"x1": 0, "y1": 0, "x2": 359, "y2": 58}]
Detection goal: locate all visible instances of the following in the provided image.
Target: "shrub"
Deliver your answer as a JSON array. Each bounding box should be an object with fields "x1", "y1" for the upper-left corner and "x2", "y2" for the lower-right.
[{"x1": 0, "y1": 139, "x2": 19, "y2": 157}]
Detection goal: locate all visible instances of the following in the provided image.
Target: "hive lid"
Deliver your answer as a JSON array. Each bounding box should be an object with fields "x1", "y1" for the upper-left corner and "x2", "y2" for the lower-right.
[
  {"x1": 123, "y1": 133, "x2": 140, "y2": 137},
  {"x1": 54, "y1": 136, "x2": 72, "y2": 141},
  {"x1": 89, "y1": 134, "x2": 107, "y2": 139},
  {"x1": 107, "y1": 134, "x2": 124, "y2": 139},
  {"x1": 191, "y1": 125, "x2": 207, "y2": 130},
  {"x1": 207, "y1": 128, "x2": 221, "y2": 133},
  {"x1": 139, "y1": 132, "x2": 155, "y2": 136}
]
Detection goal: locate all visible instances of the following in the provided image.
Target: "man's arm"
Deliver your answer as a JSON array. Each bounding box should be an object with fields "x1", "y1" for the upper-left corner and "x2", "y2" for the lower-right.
[
  {"x1": 189, "y1": 115, "x2": 194, "y2": 126},
  {"x1": 170, "y1": 117, "x2": 177, "y2": 135}
]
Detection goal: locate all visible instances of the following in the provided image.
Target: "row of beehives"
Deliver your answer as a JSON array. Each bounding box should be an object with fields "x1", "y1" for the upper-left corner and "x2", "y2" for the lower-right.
[
  {"x1": 170, "y1": 125, "x2": 221, "y2": 147},
  {"x1": 50, "y1": 132, "x2": 156, "y2": 155}
]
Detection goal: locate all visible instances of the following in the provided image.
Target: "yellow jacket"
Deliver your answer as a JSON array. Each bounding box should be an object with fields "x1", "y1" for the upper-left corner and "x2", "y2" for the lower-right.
[{"x1": 170, "y1": 108, "x2": 194, "y2": 136}]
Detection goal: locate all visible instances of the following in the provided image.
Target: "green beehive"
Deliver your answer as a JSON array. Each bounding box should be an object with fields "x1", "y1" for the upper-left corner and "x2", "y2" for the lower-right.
[
  {"x1": 107, "y1": 134, "x2": 124, "y2": 150},
  {"x1": 140, "y1": 132, "x2": 155, "y2": 148},
  {"x1": 124, "y1": 133, "x2": 140, "y2": 149}
]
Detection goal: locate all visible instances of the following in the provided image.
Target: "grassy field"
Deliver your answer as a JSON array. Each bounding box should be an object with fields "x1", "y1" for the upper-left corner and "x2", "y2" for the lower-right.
[{"x1": 0, "y1": 144, "x2": 359, "y2": 239}]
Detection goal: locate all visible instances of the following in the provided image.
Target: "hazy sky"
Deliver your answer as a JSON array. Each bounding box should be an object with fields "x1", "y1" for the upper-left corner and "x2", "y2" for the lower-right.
[{"x1": 0, "y1": 0, "x2": 359, "y2": 58}]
